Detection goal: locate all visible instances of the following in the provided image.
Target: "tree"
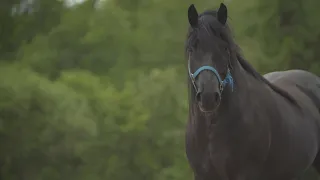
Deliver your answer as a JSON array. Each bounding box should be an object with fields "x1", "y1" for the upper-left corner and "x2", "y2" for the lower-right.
[
  {"x1": 246, "y1": 0, "x2": 320, "y2": 74},
  {"x1": 0, "y1": 0, "x2": 65, "y2": 60}
]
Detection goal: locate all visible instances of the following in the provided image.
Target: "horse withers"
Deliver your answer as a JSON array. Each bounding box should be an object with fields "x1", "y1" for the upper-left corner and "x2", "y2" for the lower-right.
[{"x1": 185, "y1": 3, "x2": 320, "y2": 180}]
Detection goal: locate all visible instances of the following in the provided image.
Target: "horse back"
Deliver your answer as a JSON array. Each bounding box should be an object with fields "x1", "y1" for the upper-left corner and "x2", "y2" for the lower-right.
[{"x1": 264, "y1": 69, "x2": 320, "y2": 112}]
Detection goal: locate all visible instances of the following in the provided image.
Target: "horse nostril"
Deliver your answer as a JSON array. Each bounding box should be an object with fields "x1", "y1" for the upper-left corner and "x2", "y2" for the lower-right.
[{"x1": 214, "y1": 92, "x2": 220, "y2": 103}]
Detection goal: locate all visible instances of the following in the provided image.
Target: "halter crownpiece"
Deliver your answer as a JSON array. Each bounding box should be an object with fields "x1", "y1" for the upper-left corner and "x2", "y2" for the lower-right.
[{"x1": 188, "y1": 59, "x2": 234, "y2": 95}]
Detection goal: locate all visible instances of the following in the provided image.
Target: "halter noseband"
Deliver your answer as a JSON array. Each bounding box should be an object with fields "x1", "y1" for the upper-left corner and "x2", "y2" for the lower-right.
[{"x1": 188, "y1": 57, "x2": 234, "y2": 96}]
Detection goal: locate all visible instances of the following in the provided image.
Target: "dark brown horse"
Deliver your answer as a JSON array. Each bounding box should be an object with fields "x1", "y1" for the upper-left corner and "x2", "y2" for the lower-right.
[{"x1": 185, "y1": 3, "x2": 320, "y2": 180}]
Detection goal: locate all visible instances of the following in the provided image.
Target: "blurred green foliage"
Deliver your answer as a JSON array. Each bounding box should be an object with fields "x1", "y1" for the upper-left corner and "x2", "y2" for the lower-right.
[{"x1": 0, "y1": 0, "x2": 320, "y2": 179}]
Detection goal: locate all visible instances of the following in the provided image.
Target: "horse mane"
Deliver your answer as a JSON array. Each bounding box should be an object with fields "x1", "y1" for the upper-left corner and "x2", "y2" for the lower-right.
[
  {"x1": 186, "y1": 9, "x2": 299, "y2": 106},
  {"x1": 236, "y1": 51, "x2": 298, "y2": 105}
]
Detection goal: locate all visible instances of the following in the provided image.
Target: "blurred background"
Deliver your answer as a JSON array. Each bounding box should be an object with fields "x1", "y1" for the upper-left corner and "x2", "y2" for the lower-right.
[{"x1": 1, "y1": 0, "x2": 320, "y2": 179}]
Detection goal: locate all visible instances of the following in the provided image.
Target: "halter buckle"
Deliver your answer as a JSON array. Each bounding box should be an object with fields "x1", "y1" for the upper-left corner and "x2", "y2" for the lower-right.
[
  {"x1": 191, "y1": 74, "x2": 195, "y2": 81},
  {"x1": 219, "y1": 83, "x2": 223, "y2": 92}
]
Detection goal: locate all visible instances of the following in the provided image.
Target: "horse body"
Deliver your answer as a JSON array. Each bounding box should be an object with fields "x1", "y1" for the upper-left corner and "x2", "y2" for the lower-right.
[
  {"x1": 261, "y1": 70, "x2": 320, "y2": 179},
  {"x1": 185, "y1": 3, "x2": 320, "y2": 180},
  {"x1": 187, "y1": 68, "x2": 320, "y2": 180}
]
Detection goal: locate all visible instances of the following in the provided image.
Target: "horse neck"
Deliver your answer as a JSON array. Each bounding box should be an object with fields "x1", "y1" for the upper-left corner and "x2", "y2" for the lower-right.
[{"x1": 218, "y1": 59, "x2": 271, "y2": 122}]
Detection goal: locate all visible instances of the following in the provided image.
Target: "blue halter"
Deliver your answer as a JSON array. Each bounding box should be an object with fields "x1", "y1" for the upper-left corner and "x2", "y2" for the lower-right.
[{"x1": 188, "y1": 60, "x2": 234, "y2": 94}]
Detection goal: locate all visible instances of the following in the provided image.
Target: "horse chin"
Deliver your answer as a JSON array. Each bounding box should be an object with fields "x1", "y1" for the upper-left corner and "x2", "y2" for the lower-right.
[{"x1": 198, "y1": 103, "x2": 217, "y2": 115}]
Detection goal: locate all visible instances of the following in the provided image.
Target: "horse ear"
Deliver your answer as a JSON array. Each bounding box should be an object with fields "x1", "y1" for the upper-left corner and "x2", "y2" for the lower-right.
[
  {"x1": 217, "y1": 3, "x2": 228, "y2": 25},
  {"x1": 188, "y1": 4, "x2": 198, "y2": 28}
]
